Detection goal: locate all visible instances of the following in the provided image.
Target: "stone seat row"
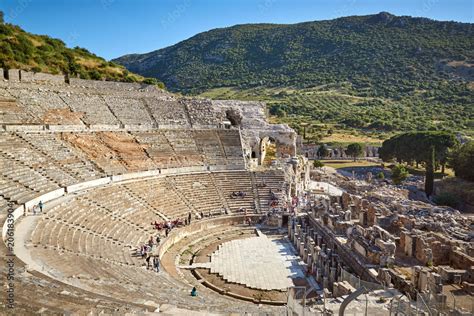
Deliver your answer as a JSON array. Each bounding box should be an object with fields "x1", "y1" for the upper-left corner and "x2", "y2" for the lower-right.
[
  {"x1": 0, "y1": 128, "x2": 246, "y2": 208},
  {"x1": 30, "y1": 246, "x2": 253, "y2": 312},
  {"x1": 254, "y1": 172, "x2": 287, "y2": 212},
  {"x1": 28, "y1": 171, "x2": 279, "y2": 271},
  {"x1": 1, "y1": 83, "x2": 229, "y2": 130}
]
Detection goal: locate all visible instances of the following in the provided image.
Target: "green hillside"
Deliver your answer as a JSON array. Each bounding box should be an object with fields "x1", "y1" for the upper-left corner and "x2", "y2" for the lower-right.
[
  {"x1": 114, "y1": 12, "x2": 473, "y2": 134},
  {"x1": 0, "y1": 12, "x2": 163, "y2": 86}
]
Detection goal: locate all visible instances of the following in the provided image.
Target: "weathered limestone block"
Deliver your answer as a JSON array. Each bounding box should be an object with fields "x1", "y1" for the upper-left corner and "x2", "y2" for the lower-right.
[{"x1": 7, "y1": 69, "x2": 20, "y2": 81}]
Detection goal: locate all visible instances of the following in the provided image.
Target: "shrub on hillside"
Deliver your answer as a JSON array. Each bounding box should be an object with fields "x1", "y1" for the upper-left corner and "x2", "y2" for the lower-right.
[
  {"x1": 450, "y1": 141, "x2": 474, "y2": 181},
  {"x1": 391, "y1": 164, "x2": 409, "y2": 185},
  {"x1": 313, "y1": 160, "x2": 324, "y2": 168},
  {"x1": 433, "y1": 192, "x2": 460, "y2": 208}
]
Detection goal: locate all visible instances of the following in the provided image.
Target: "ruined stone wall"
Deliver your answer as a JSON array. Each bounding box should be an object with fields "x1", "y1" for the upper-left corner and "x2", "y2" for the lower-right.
[
  {"x1": 449, "y1": 250, "x2": 474, "y2": 270},
  {"x1": 211, "y1": 100, "x2": 297, "y2": 162},
  {"x1": 20, "y1": 70, "x2": 65, "y2": 85}
]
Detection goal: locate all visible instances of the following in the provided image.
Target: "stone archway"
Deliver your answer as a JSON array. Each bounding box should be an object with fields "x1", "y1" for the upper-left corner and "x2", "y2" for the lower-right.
[
  {"x1": 248, "y1": 131, "x2": 296, "y2": 166},
  {"x1": 259, "y1": 136, "x2": 277, "y2": 165}
]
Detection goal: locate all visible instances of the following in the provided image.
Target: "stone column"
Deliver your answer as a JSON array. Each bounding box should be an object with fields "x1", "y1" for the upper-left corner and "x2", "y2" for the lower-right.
[
  {"x1": 330, "y1": 267, "x2": 337, "y2": 284},
  {"x1": 306, "y1": 253, "x2": 313, "y2": 267},
  {"x1": 323, "y1": 277, "x2": 329, "y2": 289}
]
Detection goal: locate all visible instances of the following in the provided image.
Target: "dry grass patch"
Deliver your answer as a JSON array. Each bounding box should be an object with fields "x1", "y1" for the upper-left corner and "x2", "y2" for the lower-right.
[{"x1": 320, "y1": 159, "x2": 381, "y2": 169}]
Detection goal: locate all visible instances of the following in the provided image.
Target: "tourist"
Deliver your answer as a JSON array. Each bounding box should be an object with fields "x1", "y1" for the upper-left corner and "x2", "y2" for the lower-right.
[
  {"x1": 156, "y1": 235, "x2": 161, "y2": 244},
  {"x1": 200, "y1": 211, "x2": 204, "y2": 219},
  {"x1": 153, "y1": 256, "x2": 160, "y2": 272},
  {"x1": 146, "y1": 254, "x2": 151, "y2": 269},
  {"x1": 190, "y1": 287, "x2": 197, "y2": 297},
  {"x1": 188, "y1": 212, "x2": 192, "y2": 224},
  {"x1": 38, "y1": 200, "x2": 44, "y2": 213},
  {"x1": 165, "y1": 227, "x2": 170, "y2": 237}
]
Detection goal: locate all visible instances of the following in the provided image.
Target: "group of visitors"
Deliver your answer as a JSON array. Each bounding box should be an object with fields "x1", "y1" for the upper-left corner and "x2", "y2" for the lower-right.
[
  {"x1": 139, "y1": 235, "x2": 160, "y2": 257},
  {"x1": 230, "y1": 191, "x2": 246, "y2": 198},
  {"x1": 137, "y1": 235, "x2": 161, "y2": 272},
  {"x1": 151, "y1": 218, "x2": 184, "y2": 231},
  {"x1": 27, "y1": 200, "x2": 44, "y2": 215},
  {"x1": 145, "y1": 254, "x2": 160, "y2": 272}
]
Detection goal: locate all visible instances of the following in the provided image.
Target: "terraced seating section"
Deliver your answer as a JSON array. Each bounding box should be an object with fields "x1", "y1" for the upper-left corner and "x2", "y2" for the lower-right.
[
  {"x1": 28, "y1": 171, "x2": 267, "y2": 259},
  {"x1": 134, "y1": 130, "x2": 204, "y2": 168},
  {"x1": 17, "y1": 132, "x2": 104, "y2": 182},
  {"x1": 217, "y1": 129, "x2": 245, "y2": 167},
  {"x1": 212, "y1": 172, "x2": 256, "y2": 212},
  {"x1": 0, "y1": 86, "x2": 40, "y2": 124},
  {"x1": 60, "y1": 93, "x2": 119, "y2": 125},
  {"x1": 13, "y1": 168, "x2": 289, "y2": 312},
  {"x1": 254, "y1": 171, "x2": 287, "y2": 212},
  {"x1": 28, "y1": 231, "x2": 279, "y2": 314},
  {"x1": 0, "y1": 81, "x2": 215, "y2": 128},
  {"x1": 0, "y1": 133, "x2": 63, "y2": 203},
  {"x1": 123, "y1": 178, "x2": 190, "y2": 220},
  {"x1": 103, "y1": 96, "x2": 154, "y2": 126},
  {"x1": 0, "y1": 132, "x2": 104, "y2": 193},
  {"x1": 61, "y1": 132, "x2": 156, "y2": 174},
  {"x1": 194, "y1": 130, "x2": 226, "y2": 166},
  {"x1": 170, "y1": 173, "x2": 225, "y2": 215},
  {"x1": 0, "y1": 128, "x2": 246, "y2": 210},
  {"x1": 185, "y1": 98, "x2": 224, "y2": 127},
  {"x1": 144, "y1": 98, "x2": 191, "y2": 127}
]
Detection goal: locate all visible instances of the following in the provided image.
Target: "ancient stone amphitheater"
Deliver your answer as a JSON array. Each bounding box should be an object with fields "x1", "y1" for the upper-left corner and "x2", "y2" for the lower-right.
[{"x1": 0, "y1": 70, "x2": 305, "y2": 315}]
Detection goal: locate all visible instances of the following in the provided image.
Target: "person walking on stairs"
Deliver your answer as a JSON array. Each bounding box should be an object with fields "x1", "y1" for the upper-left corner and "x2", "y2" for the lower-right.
[
  {"x1": 153, "y1": 256, "x2": 160, "y2": 272},
  {"x1": 146, "y1": 254, "x2": 151, "y2": 269}
]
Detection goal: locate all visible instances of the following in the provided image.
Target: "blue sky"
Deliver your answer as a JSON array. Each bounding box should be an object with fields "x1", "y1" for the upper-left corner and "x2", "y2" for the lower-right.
[{"x1": 1, "y1": 0, "x2": 472, "y2": 60}]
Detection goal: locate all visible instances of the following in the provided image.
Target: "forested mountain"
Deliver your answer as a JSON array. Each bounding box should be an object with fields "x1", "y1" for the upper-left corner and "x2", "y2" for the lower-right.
[
  {"x1": 0, "y1": 12, "x2": 163, "y2": 86},
  {"x1": 114, "y1": 12, "x2": 473, "y2": 134}
]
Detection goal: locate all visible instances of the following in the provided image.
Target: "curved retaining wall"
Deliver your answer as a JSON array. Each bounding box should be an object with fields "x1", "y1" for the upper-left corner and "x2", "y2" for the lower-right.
[
  {"x1": 157, "y1": 214, "x2": 261, "y2": 259},
  {"x1": 2, "y1": 165, "x2": 244, "y2": 241}
]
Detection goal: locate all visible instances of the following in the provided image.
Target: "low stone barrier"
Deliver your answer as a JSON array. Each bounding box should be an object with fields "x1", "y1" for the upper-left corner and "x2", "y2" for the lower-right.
[
  {"x1": 2, "y1": 205, "x2": 24, "y2": 240},
  {"x1": 66, "y1": 177, "x2": 112, "y2": 193},
  {"x1": 4, "y1": 125, "x2": 45, "y2": 132},
  {"x1": 24, "y1": 188, "x2": 65, "y2": 211},
  {"x1": 111, "y1": 170, "x2": 161, "y2": 182}
]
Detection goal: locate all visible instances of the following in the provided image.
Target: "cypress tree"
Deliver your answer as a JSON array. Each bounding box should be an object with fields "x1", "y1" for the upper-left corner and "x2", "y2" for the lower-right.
[{"x1": 425, "y1": 146, "x2": 435, "y2": 197}]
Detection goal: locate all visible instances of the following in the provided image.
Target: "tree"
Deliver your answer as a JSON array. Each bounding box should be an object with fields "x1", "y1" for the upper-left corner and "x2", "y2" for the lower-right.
[
  {"x1": 425, "y1": 146, "x2": 435, "y2": 196},
  {"x1": 0, "y1": 11, "x2": 4, "y2": 24},
  {"x1": 379, "y1": 131, "x2": 458, "y2": 195},
  {"x1": 317, "y1": 145, "x2": 329, "y2": 159},
  {"x1": 346, "y1": 143, "x2": 364, "y2": 162},
  {"x1": 391, "y1": 164, "x2": 409, "y2": 185},
  {"x1": 313, "y1": 160, "x2": 324, "y2": 168},
  {"x1": 449, "y1": 141, "x2": 474, "y2": 181}
]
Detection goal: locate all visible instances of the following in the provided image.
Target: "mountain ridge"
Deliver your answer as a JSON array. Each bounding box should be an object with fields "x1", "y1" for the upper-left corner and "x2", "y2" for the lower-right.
[
  {"x1": 113, "y1": 11, "x2": 473, "y2": 94},
  {"x1": 112, "y1": 12, "x2": 473, "y2": 134}
]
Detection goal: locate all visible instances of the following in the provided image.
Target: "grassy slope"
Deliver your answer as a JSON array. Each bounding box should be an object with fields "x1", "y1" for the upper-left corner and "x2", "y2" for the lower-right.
[{"x1": 0, "y1": 21, "x2": 163, "y2": 85}]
